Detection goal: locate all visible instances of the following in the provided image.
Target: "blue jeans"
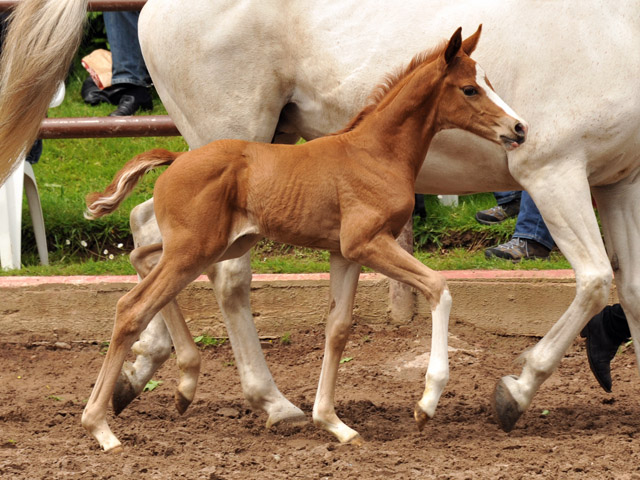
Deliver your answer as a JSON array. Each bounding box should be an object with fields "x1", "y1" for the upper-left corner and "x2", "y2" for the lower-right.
[
  {"x1": 493, "y1": 190, "x2": 554, "y2": 250},
  {"x1": 104, "y1": 12, "x2": 151, "y2": 87},
  {"x1": 514, "y1": 191, "x2": 555, "y2": 250},
  {"x1": 493, "y1": 190, "x2": 521, "y2": 206}
]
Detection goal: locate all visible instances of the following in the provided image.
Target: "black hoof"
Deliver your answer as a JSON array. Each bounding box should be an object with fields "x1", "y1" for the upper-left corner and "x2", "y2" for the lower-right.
[
  {"x1": 492, "y1": 376, "x2": 523, "y2": 432},
  {"x1": 112, "y1": 371, "x2": 138, "y2": 416},
  {"x1": 175, "y1": 390, "x2": 192, "y2": 415}
]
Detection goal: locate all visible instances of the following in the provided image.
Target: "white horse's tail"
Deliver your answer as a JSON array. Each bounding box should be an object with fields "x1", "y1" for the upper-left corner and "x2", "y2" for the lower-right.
[
  {"x1": 85, "y1": 149, "x2": 181, "y2": 220},
  {"x1": 0, "y1": 0, "x2": 88, "y2": 186}
]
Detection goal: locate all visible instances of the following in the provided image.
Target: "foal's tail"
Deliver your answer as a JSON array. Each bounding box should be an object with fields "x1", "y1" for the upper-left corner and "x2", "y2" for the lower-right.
[
  {"x1": 85, "y1": 149, "x2": 181, "y2": 220},
  {"x1": 0, "y1": 0, "x2": 88, "y2": 186}
]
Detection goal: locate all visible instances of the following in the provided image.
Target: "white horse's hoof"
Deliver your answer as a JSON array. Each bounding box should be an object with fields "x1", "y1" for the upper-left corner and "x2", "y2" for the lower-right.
[
  {"x1": 175, "y1": 390, "x2": 193, "y2": 415},
  {"x1": 104, "y1": 444, "x2": 124, "y2": 454},
  {"x1": 492, "y1": 375, "x2": 524, "y2": 432},
  {"x1": 266, "y1": 407, "x2": 307, "y2": 429},
  {"x1": 112, "y1": 370, "x2": 139, "y2": 416}
]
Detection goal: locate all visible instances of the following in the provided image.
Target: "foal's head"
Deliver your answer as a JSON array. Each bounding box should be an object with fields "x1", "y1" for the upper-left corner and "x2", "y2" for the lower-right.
[{"x1": 434, "y1": 26, "x2": 527, "y2": 151}]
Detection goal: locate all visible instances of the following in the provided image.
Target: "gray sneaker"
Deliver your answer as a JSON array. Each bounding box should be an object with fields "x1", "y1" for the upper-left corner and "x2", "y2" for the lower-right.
[
  {"x1": 485, "y1": 237, "x2": 550, "y2": 261},
  {"x1": 475, "y1": 200, "x2": 520, "y2": 225}
]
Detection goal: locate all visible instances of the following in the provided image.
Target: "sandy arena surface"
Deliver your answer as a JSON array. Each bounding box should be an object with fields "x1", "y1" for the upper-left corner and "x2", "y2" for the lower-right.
[{"x1": 2, "y1": 307, "x2": 640, "y2": 479}]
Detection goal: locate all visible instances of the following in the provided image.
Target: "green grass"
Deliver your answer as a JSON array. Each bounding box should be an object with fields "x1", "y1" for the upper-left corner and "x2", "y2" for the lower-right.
[
  {"x1": 15, "y1": 69, "x2": 187, "y2": 270},
  {"x1": 2, "y1": 66, "x2": 572, "y2": 276}
]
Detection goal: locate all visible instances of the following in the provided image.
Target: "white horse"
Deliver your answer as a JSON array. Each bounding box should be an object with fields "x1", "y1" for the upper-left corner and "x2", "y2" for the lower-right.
[{"x1": 1, "y1": 0, "x2": 639, "y2": 442}]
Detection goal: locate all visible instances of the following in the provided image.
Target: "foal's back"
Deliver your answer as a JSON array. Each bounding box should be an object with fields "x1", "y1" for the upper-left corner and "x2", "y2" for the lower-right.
[{"x1": 155, "y1": 133, "x2": 415, "y2": 252}]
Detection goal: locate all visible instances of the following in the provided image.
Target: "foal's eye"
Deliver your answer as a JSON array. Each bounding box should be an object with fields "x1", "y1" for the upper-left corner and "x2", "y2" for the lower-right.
[{"x1": 462, "y1": 86, "x2": 478, "y2": 97}]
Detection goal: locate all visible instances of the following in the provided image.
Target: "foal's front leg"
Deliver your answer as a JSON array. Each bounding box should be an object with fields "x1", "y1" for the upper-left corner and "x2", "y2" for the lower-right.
[
  {"x1": 343, "y1": 233, "x2": 452, "y2": 430},
  {"x1": 312, "y1": 253, "x2": 362, "y2": 443}
]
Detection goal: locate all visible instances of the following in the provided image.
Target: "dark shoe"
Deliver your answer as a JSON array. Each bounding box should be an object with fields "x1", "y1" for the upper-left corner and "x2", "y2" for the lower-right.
[
  {"x1": 475, "y1": 199, "x2": 520, "y2": 225},
  {"x1": 485, "y1": 237, "x2": 550, "y2": 262},
  {"x1": 108, "y1": 86, "x2": 153, "y2": 116},
  {"x1": 25, "y1": 139, "x2": 43, "y2": 165},
  {"x1": 580, "y1": 304, "x2": 630, "y2": 392},
  {"x1": 81, "y1": 77, "x2": 110, "y2": 105}
]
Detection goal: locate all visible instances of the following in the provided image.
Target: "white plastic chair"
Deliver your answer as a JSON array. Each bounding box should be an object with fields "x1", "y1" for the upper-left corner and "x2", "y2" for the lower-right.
[
  {"x1": 438, "y1": 194, "x2": 458, "y2": 206},
  {"x1": 0, "y1": 82, "x2": 65, "y2": 270}
]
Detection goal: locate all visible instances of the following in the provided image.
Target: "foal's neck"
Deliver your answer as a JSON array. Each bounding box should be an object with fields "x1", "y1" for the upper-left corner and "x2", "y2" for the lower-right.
[{"x1": 355, "y1": 62, "x2": 444, "y2": 181}]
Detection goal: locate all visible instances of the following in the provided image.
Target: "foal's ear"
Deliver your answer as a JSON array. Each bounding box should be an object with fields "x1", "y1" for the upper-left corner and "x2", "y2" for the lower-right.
[
  {"x1": 462, "y1": 24, "x2": 483, "y2": 56},
  {"x1": 444, "y1": 27, "x2": 463, "y2": 64}
]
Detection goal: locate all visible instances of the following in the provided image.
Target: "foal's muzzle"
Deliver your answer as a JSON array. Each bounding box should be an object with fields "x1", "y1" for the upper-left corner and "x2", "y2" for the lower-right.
[{"x1": 501, "y1": 122, "x2": 527, "y2": 150}]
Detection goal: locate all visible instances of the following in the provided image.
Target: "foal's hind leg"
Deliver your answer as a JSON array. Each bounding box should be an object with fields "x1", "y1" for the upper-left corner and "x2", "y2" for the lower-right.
[
  {"x1": 312, "y1": 253, "x2": 362, "y2": 443},
  {"x1": 128, "y1": 243, "x2": 201, "y2": 414},
  {"x1": 82, "y1": 248, "x2": 204, "y2": 452},
  {"x1": 115, "y1": 200, "x2": 305, "y2": 425},
  {"x1": 342, "y1": 233, "x2": 451, "y2": 431}
]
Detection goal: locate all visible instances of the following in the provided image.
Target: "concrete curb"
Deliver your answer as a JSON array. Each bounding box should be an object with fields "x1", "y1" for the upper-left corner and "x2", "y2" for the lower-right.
[
  {"x1": 0, "y1": 269, "x2": 576, "y2": 288},
  {"x1": 1, "y1": 270, "x2": 617, "y2": 343}
]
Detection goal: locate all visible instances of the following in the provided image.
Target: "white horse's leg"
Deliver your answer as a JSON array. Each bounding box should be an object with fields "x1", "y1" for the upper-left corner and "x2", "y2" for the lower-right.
[
  {"x1": 493, "y1": 167, "x2": 612, "y2": 431},
  {"x1": 128, "y1": 243, "x2": 201, "y2": 415},
  {"x1": 113, "y1": 307, "x2": 172, "y2": 414},
  {"x1": 593, "y1": 169, "x2": 640, "y2": 380},
  {"x1": 138, "y1": 0, "x2": 306, "y2": 425},
  {"x1": 312, "y1": 253, "x2": 362, "y2": 444},
  {"x1": 112, "y1": 200, "x2": 173, "y2": 413},
  {"x1": 207, "y1": 258, "x2": 307, "y2": 427}
]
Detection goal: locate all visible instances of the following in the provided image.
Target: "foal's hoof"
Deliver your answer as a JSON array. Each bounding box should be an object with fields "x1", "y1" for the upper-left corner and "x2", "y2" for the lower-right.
[
  {"x1": 414, "y1": 403, "x2": 430, "y2": 431},
  {"x1": 492, "y1": 375, "x2": 523, "y2": 432},
  {"x1": 175, "y1": 390, "x2": 192, "y2": 415},
  {"x1": 112, "y1": 371, "x2": 137, "y2": 416}
]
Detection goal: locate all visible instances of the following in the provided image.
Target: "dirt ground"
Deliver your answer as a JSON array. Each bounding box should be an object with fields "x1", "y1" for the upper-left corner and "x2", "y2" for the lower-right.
[{"x1": 2, "y1": 315, "x2": 640, "y2": 480}]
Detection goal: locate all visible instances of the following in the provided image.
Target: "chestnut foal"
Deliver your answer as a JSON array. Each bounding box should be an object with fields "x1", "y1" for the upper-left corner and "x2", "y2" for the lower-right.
[{"x1": 83, "y1": 26, "x2": 527, "y2": 452}]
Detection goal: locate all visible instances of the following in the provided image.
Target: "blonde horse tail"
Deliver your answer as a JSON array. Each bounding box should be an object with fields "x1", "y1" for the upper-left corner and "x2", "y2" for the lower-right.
[
  {"x1": 85, "y1": 149, "x2": 180, "y2": 220},
  {"x1": 0, "y1": 0, "x2": 88, "y2": 186}
]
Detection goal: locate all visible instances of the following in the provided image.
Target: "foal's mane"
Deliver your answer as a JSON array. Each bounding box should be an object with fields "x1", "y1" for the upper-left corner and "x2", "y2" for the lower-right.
[{"x1": 332, "y1": 40, "x2": 447, "y2": 135}]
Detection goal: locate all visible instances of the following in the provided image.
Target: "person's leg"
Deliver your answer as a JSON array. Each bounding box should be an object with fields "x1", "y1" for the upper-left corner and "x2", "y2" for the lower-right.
[
  {"x1": 580, "y1": 304, "x2": 630, "y2": 392},
  {"x1": 475, "y1": 191, "x2": 521, "y2": 225},
  {"x1": 104, "y1": 11, "x2": 150, "y2": 88},
  {"x1": 485, "y1": 191, "x2": 553, "y2": 260},
  {"x1": 413, "y1": 194, "x2": 426, "y2": 219},
  {"x1": 103, "y1": 11, "x2": 153, "y2": 116},
  {"x1": 494, "y1": 191, "x2": 521, "y2": 206},
  {"x1": 512, "y1": 191, "x2": 554, "y2": 249}
]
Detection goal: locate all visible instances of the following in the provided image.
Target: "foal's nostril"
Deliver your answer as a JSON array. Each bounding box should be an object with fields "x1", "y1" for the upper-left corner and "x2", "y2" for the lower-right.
[{"x1": 514, "y1": 122, "x2": 527, "y2": 142}]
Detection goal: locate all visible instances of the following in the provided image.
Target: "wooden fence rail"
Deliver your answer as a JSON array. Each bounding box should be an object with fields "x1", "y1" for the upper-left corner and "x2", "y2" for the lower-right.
[{"x1": 0, "y1": 1, "x2": 148, "y2": 11}]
